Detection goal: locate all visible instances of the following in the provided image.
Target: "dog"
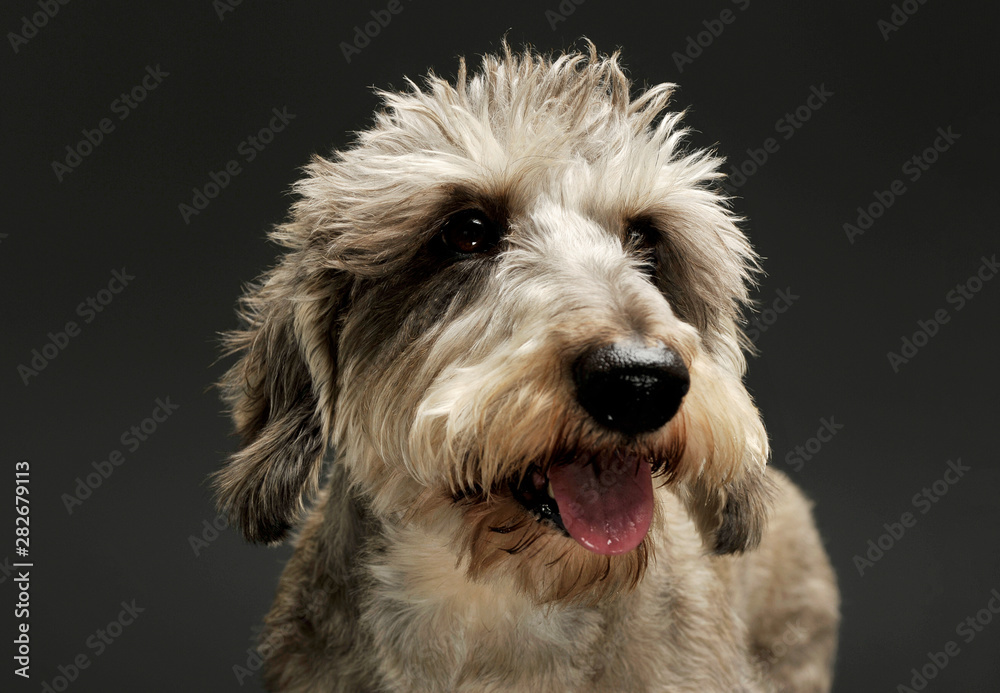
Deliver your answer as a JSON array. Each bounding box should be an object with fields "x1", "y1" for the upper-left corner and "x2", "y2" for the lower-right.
[{"x1": 214, "y1": 43, "x2": 840, "y2": 692}]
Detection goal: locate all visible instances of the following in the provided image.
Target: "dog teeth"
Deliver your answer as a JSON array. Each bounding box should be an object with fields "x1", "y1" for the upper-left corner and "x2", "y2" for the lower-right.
[{"x1": 547, "y1": 482, "x2": 555, "y2": 499}]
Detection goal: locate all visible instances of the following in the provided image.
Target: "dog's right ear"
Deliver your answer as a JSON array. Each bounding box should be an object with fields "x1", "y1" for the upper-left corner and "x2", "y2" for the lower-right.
[{"x1": 213, "y1": 256, "x2": 345, "y2": 544}]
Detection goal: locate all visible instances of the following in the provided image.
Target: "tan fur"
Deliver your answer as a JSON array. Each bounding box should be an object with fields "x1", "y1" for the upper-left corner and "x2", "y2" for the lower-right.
[{"x1": 215, "y1": 43, "x2": 839, "y2": 691}]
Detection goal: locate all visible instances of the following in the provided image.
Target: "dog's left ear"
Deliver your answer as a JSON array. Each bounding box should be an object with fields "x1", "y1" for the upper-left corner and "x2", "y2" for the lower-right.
[
  {"x1": 669, "y1": 351, "x2": 776, "y2": 554},
  {"x1": 680, "y1": 470, "x2": 776, "y2": 554},
  {"x1": 213, "y1": 255, "x2": 345, "y2": 544}
]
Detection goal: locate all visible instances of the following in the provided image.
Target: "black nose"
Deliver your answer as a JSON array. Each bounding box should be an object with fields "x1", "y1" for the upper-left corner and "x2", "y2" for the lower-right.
[{"x1": 573, "y1": 341, "x2": 690, "y2": 435}]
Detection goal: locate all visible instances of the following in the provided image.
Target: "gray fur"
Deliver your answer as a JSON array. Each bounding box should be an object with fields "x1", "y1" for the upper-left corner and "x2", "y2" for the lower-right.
[{"x1": 215, "y1": 43, "x2": 839, "y2": 692}]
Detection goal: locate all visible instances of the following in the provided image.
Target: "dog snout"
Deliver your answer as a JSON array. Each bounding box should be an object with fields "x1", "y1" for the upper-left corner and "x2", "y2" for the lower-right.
[{"x1": 572, "y1": 341, "x2": 690, "y2": 435}]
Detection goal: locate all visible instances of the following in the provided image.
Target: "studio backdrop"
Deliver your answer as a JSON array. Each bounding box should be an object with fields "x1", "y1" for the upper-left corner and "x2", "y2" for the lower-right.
[{"x1": 3, "y1": 1, "x2": 998, "y2": 691}]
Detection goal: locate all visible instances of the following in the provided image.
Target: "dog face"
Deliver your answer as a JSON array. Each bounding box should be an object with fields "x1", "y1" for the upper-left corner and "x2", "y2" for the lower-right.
[{"x1": 215, "y1": 45, "x2": 772, "y2": 603}]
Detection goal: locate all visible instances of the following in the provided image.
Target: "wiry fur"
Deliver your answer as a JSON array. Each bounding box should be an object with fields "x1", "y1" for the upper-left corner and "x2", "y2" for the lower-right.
[{"x1": 215, "y1": 43, "x2": 839, "y2": 692}]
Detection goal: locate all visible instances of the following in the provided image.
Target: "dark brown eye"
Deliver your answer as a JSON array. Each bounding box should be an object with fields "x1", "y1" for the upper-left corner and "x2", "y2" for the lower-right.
[
  {"x1": 626, "y1": 219, "x2": 659, "y2": 250},
  {"x1": 625, "y1": 219, "x2": 660, "y2": 274},
  {"x1": 439, "y1": 210, "x2": 500, "y2": 255}
]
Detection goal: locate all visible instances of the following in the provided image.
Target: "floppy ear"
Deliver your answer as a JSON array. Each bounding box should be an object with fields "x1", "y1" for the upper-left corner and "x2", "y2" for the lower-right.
[
  {"x1": 667, "y1": 346, "x2": 775, "y2": 554},
  {"x1": 213, "y1": 255, "x2": 345, "y2": 544},
  {"x1": 681, "y1": 468, "x2": 776, "y2": 554}
]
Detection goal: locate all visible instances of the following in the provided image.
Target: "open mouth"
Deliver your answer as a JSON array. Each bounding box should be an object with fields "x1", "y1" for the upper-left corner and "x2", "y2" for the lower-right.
[
  {"x1": 510, "y1": 467, "x2": 567, "y2": 533},
  {"x1": 509, "y1": 453, "x2": 655, "y2": 556}
]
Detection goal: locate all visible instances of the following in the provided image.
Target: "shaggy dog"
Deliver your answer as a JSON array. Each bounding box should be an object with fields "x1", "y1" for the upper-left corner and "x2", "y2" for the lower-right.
[{"x1": 215, "y1": 44, "x2": 839, "y2": 692}]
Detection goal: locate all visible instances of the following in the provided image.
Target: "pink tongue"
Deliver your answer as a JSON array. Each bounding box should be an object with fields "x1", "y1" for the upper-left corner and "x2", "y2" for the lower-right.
[{"x1": 547, "y1": 455, "x2": 653, "y2": 556}]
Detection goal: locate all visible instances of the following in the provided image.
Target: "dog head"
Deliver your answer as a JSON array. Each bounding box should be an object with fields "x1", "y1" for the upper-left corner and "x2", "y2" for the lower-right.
[{"x1": 215, "y1": 44, "x2": 772, "y2": 603}]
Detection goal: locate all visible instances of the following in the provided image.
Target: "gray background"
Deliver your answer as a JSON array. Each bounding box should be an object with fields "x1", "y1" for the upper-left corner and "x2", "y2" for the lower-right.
[{"x1": 3, "y1": 0, "x2": 998, "y2": 691}]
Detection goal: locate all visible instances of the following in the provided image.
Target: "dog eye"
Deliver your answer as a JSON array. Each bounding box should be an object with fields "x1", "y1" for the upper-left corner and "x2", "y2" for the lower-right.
[
  {"x1": 626, "y1": 220, "x2": 658, "y2": 249},
  {"x1": 439, "y1": 210, "x2": 501, "y2": 255},
  {"x1": 625, "y1": 219, "x2": 660, "y2": 273}
]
